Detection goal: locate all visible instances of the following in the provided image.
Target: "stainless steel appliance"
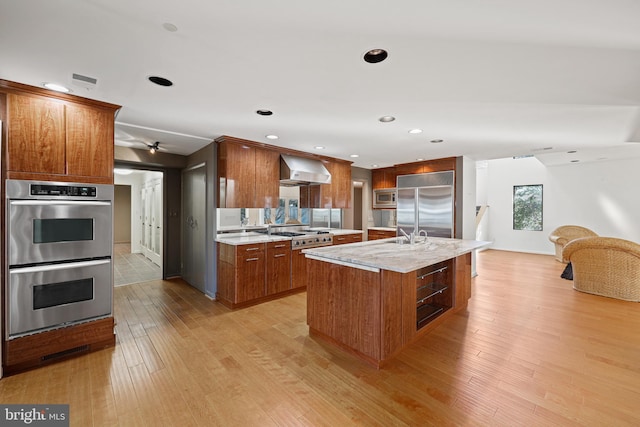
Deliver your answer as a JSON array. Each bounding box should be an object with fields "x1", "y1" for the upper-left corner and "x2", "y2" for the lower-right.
[
  {"x1": 397, "y1": 171, "x2": 454, "y2": 238},
  {"x1": 5, "y1": 179, "x2": 114, "y2": 339},
  {"x1": 261, "y1": 226, "x2": 334, "y2": 250},
  {"x1": 373, "y1": 188, "x2": 397, "y2": 208}
]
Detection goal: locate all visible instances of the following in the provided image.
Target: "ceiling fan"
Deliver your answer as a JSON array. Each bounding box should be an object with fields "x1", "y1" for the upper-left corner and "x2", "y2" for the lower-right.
[{"x1": 147, "y1": 141, "x2": 160, "y2": 154}]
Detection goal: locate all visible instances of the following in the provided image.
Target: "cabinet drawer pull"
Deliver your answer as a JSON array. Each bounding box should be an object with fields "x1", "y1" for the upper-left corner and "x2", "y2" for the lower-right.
[
  {"x1": 245, "y1": 257, "x2": 260, "y2": 262},
  {"x1": 274, "y1": 244, "x2": 287, "y2": 248},
  {"x1": 245, "y1": 247, "x2": 260, "y2": 251},
  {"x1": 337, "y1": 237, "x2": 346, "y2": 241},
  {"x1": 274, "y1": 254, "x2": 286, "y2": 258}
]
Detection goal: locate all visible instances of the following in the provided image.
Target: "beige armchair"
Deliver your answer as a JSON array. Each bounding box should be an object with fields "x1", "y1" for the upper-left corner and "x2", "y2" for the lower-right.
[
  {"x1": 549, "y1": 225, "x2": 598, "y2": 262},
  {"x1": 563, "y1": 237, "x2": 640, "y2": 302}
]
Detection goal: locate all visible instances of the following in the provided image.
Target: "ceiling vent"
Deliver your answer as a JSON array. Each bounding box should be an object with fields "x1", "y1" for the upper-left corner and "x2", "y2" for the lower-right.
[{"x1": 72, "y1": 73, "x2": 98, "y2": 90}]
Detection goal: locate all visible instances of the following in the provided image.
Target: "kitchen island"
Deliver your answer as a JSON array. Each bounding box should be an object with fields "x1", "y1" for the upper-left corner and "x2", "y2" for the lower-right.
[{"x1": 303, "y1": 237, "x2": 489, "y2": 367}]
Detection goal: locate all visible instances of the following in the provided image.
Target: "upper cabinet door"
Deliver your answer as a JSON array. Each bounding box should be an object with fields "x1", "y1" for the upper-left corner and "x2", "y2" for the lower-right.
[
  {"x1": 254, "y1": 148, "x2": 280, "y2": 208},
  {"x1": 66, "y1": 104, "x2": 114, "y2": 180},
  {"x1": 328, "y1": 161, "x2": 352, "y2": 208},
  {"x1": 219, "y1": 141, "x2": 256, "y2": 208},
  {"x1": 7, "y1": 93, "x2": 66, "y2": 175}
]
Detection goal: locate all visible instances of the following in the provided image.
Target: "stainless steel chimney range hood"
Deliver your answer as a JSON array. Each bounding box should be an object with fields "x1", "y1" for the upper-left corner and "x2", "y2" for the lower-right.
[{"x1": 280, "y1": 154, "x2": 331, "y2": 186}]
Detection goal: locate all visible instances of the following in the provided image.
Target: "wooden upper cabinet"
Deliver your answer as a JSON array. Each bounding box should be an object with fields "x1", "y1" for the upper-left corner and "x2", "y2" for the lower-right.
[
  {"x1": 328, "y1": 160, "x2": 352, "y2": 208},
  {"x1": 217, "y1": 136, "x2": 352, "y2": 209},
  {"x1": 394, "y1": 161, "x2": 424, "y2": 177},
  {"x1": 374, "y1": 157, "x2": 458, "y2": 189},
  {"x1": 7, "y1": 93, "x2": 66, "y2": 175},
  {"x1": 66, "y1": 104, "x2": 114, "y2": 180},
  {"x1": 217, "y1": 141, "x2": 281, "y2": 208},
  {"x1": 255, "y1": 147, "x2": 280, "y2": 208},
  {"x1": 307, "y1": 160, "x2": 352, "y2": 209},
  {"x1": 218, "y1": 141, "x2": 256, "y2": 208},
  {"x1": 372, "y1": 167, "x2": 396, "y2": 189},
  {"x1": 1, "y1": 80, "x2": 120, "y2": 184}
]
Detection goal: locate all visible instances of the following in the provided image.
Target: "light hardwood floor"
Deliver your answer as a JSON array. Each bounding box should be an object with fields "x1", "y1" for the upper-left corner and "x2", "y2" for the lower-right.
[{"x1": 1, "y1": 249, "x2": 639, "y2": 426}]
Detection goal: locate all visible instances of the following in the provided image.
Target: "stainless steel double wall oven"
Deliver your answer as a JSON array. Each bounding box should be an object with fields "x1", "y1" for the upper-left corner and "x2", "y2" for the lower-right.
[{"x1": 5, "y1": 179, "x2": 113, "y2": 339}]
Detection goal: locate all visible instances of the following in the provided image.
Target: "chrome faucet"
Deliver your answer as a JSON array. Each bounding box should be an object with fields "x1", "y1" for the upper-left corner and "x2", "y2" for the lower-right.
[
  {"x1": 418, "y1": 229, "x2": 428, "y2": 242},
  {"x1": 400, "y1": 229, "x2": 415, "y2": 245}
]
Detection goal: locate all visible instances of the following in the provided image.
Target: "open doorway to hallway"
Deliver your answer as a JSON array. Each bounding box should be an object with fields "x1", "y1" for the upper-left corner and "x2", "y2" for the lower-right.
[{"x1": 114, "y1": 168, "x2": 164, "y2": 286}]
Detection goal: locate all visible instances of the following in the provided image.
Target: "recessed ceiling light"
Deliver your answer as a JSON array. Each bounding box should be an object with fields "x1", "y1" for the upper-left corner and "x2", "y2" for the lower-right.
[
  {"x1": 256, "y1": 109, "x2": 273, "y2": 116},
  {"x1": 148, "y1": 76, "x2": 173, "y2": 87},
  {"x1": 265, "y1": 134, "x2": 279, "y2": 140},
  {"x1": 379, "y1": 116, "x2": 395, "y2": 123},
  {"x1": 350, "y1": 154, "x2": 359, "y2": 158},
  {"x1": 43, "y1": 82, "x2": 71, "y2": 93},
  {"x1": 162, "y1": 22, "x2": 178, "y2": 32},
  {"x1": 371, "y1": 164, "x2": 379, "y2": 168},
  {"x1": 364, "y1": 49, "x2": 388, "y2": 64},
  {"x1": 408, "y1": 129, "x2": 423, "y2": 134},
  {"x1": 416, "y1": 158, "x2": 425, "y2": 161},
  {"x1": 567, "y1": 150, "x2": 577, "y2": 153},
  {"x1": 571, "y1": 160, "x2": 580, "y2": 163},
  {"x1": 314, "y1": 146, "x2": 325, "y2": 150},
  {"x1": 430, "y1": 139, "x2": 444, "y2": 143}
]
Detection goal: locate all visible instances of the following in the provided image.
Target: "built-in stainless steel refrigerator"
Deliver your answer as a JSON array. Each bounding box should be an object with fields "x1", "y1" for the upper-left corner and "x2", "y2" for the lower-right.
[{"x1": 397, "y1": 171, "x2": 454, "y2": 238}]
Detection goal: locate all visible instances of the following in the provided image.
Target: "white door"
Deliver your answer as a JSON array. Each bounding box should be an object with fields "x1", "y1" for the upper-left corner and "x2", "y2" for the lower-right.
[
  {"x1": 140, "y1": 177, "x2": 163, "y2": 266},
  {"x1": 148, "y1": 179, "x2": 162, "y2": 265}
]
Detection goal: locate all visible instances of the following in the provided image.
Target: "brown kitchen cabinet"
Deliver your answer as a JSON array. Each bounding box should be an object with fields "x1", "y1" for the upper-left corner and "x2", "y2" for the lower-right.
[
  {"x1": 372, "y1": 157, "x2": 458, "y2": 190},
  {"x1": 236, "y1": 243, "x2": 267, "y2": 303},
  {"x1": 216, "y1": 137, "x2": 279, "y2": 208},
  {"x1": 372, "y1": 167, "x2": 396, "y2": 189},
  {"x1": 217, "y1": 242, "x2": 266, "y2": 305},
  {"x1": 333, "y1": 232, "x2": 363, "y2": 245},
  {"x1": 305, "y1": 159, "x2": 353, "y2": 209},
  {"x1": 291, "y1": 249, "x2": 308, "y2": 289},
  {"x1": 266, "y1": 240, "x2": 291, "y2": 295},
  {"x1": 255, "y1": 147, "x2": 280, "y2": 208},
  {"x1": 216, "y1": 135, "x2": 352, "y2": 209},
  {"x1": 327, "y1": 160, "x2": 352, "y2": 208},
  {"x1": 1, "y1": 80, "x2": 120, "y2": 184},
  {"x1": 65, "y1": 104, "x2": 115, "y2": 180},
  {"x1": 217, "y1": 241, "x2": 300, "y2": 309},
  {"x1": 368, "y1": 229, "x2": 396, "y2": 240}
]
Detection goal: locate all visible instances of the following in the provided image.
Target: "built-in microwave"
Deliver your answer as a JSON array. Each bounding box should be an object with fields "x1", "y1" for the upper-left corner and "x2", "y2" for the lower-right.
[{"x1": 373, "y1": 188, "x2": 397, "y2": 208}]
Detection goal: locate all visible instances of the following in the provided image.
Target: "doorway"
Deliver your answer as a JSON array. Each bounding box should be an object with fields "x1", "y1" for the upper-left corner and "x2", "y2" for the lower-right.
[
  {"x1": 114, "y1": 169, "x2": 163, "y2": 286},
  {"x1": 182, "y1": 164, "x2": 206, "y2": 292}
]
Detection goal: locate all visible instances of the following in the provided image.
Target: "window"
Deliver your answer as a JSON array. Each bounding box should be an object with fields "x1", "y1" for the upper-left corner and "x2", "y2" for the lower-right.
[{"x1": 513, "y1": 184, "x2": 543, "y2": 231}]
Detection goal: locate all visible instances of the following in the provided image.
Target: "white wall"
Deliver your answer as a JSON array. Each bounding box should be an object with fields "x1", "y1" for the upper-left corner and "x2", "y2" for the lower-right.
[
  {"x1": 483, "y1": 156, "x2": 640, "y2": 254},
  {"x1": 114, "y1": 172, "x2": 144, "y2": 253}
]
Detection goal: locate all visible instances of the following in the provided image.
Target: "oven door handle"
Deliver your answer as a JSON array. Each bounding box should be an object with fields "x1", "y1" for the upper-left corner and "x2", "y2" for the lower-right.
[
  {"x1": 10, "y1": 200, "x2": 111, "y2": 206},
  {"x1": 9, "y1": 258, "x2": 111, "y2": 274}
]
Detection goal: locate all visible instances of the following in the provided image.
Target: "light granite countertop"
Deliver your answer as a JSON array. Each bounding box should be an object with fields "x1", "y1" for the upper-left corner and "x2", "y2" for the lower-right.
[
  {"x1": 215, "y1": 232, "x2": 290, "y2": 245},
  {"x1": 216, "y1": 229, "x2": 364, "y2": 245},
  {"x1": 367, "y1": 226, "x2": 396, "y2": 232},
  {"x1": 309, "y1": 228, "x2": 363, "y2": 235},
  {"x1": 303, "y1": 237, "x2": 491, "y2": 273}
]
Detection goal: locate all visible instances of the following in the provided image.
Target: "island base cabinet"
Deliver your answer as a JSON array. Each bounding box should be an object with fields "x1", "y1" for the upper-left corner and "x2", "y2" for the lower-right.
[
  {"x1": 415, "y1": 260, "x2": 453, "y2": 331},
  {"x1": 306, "y1": 252, "x2": 473, "y2": 368}
]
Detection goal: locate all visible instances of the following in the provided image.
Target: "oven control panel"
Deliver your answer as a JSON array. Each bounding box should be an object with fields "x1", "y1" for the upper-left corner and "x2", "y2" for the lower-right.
[{"x1": 30, "y1": 184, "x2": 97, "y2": 197}]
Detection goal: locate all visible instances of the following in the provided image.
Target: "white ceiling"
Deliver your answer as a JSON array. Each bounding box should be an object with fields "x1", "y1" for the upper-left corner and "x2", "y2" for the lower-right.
[{"x1": 2, "y1": 0, "x2": 640, "y2": 168}]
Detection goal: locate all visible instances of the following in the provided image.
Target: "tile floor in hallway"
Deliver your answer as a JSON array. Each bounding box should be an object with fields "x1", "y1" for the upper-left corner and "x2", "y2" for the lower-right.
[{"x1": 113, "y1": 243, "x2": 161, "y2": 286}]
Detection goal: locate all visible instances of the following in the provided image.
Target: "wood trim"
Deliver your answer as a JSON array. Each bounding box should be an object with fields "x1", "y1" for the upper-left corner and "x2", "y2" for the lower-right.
[
  {"x1": 215, "y1": 135, "x2": 353, "y2": 165},
  {"x1": 5, "y1": 171, "x2": 114, "y2": 184},
  {"x1": 0, "y1": 79, "x2": 121, "y2": 111},
  {"x1": 3, "y1": 317, "x2": 115, "y2": 376}
]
